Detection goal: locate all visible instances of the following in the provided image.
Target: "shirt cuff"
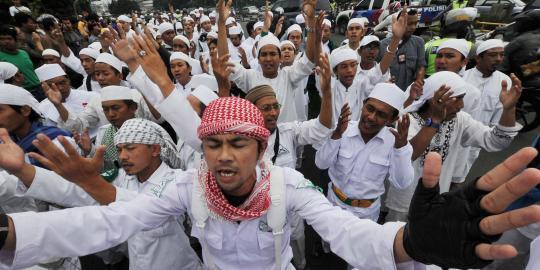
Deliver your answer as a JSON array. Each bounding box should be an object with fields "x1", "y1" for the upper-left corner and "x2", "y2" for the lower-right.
[
  {"x1": 394, "y1": 142, "x2": 413, "y2": 155},
  {"x1": 298, "y1": 53, "x2": 316, "y2": 70}
]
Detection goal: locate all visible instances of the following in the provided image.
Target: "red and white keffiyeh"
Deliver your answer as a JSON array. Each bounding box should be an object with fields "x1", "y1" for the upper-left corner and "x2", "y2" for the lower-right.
[{"x1": 197, "y1": 97, "x2": 272, "y2": 222}]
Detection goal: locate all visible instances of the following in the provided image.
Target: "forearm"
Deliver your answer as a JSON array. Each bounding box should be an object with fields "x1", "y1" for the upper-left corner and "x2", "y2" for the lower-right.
[
  {"x1": 415, "y1": 66, "x2": 426, "y2": 82},
  {"x1": 54, "y1": 103, "x2": 70, "y2": 122},
  {"x1": 379, "y1": 37, "x2": 399, "y2": 74},
  {"x1": 498, "y1": 107, "x2": 516, "y2": 127},
  {"x1": 58, "y1": 40, "x2": 70, "y2": 57},
  {"x1": 393, "y1": 227, "x2": 412, "y2": 263},
  {"x1": 410, "y1": 127, "x2": 437, "y2": 160},
  {"x1": 9, "y1": 163, "x2": 36, "y2": 188},
  {"x1": 318, "y1": 90, "x2": 333, "y2": 129},
  {"x1": 77, "y1": 175, "x2": 117, "y2": 205},
  {"x1": 305, "y1": 18, "x2": 316, "y2": 63},
  {"x1": 217, "y1": 20, "x2": 229, "y2": 59}
]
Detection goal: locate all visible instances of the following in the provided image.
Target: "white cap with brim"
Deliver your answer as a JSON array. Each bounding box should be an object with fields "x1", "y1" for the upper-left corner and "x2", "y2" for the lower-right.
[
  {"x1": 348, "y1": 18, "x2": 367, "y2": 28},
  {"x1": 0, "y1": 84, "x2": 42, "y2": 116},
  {"x1": 100, "y1": 86, "x2": 135, "y2": 102},
  {"x1": 228, "y1": 26, "x2": 242, "y2": 36},
  {"x1": 330, "y1": 48, "x2": 358, "y2": 70},
  {"x1": 0, "y1": 62, "x2": 18, "y2": 83},
  {"x1": 173, "y1": 35, "x2": 191, "y2": 48},
  {"x1": 476, "y1": 39, "x2": 505, "y2": 56},
  {"x1": 257, "y1": 34, "x2": 281, "y2": 57},
  {"x1": 79, "y1": 48, "x2": 100, "y2": 59},
  {"x1": 437, "y1": 38, "x2": 470, "y2": 57},
  {"x1": 368, "y1": 83, "x2": 407, "y2": 112},
  {"x1": 360, "y1": 35, "x2": 380, "y2": 47},
  {"x1": 96, "y1": 53, "x2": 123, "y2": 73},
  {"x1": 42, "y1": 49, "x2": 60, "y2": 58},
  {"x1": 296, "y1": 14, "x2": 305, "y2": 24},
  {"x1": 406, "y1": 71, "x2": 468, "y2": 112},
  {"x1": 158, "y1": 22, "x2": 174, "y2": 35},
  {"x1": 35, "y1": 64, "x2": 66, "y2": 82},
  {"x1": 190, "y1": 85, "x2": 218, "y2": 106},
  {"x1": 118, "y1": 15, "x2": 132, "y2": 23}
]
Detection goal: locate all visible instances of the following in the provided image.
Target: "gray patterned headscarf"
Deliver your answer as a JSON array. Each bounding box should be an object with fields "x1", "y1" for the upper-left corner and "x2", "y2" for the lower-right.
[{"x1": 114, "y1": 119, "x2": 183, "y2": 169}]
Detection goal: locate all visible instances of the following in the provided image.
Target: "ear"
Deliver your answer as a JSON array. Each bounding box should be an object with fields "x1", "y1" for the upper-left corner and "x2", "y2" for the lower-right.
[
  {"x1": 20, "y1": 105, "x2": 32, "y2": 117},
  {"x1": 151, "y1": 144, "x2": 161, "y2": 157},
  {"x1": 461, "y1": 57, "x2": 469, "y2": 67}
]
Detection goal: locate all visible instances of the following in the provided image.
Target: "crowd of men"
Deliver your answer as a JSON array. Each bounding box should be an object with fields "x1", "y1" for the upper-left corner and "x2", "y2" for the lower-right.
[{"x1": 0, "y1": 0, "x2": 539, "y2": 269}]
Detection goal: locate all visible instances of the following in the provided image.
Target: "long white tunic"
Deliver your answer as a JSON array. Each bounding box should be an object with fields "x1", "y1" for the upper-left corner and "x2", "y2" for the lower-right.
[
  {"x1": 38, "y1": 90, "x2": 97, "y2": 129},
  {"x1": 315, "y1": 122, "x2": 414, "y2": 220}
]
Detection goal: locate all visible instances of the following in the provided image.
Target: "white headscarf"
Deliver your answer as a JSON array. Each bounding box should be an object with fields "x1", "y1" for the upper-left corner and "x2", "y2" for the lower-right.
[
  {"x1": 0, "y1": 62, "x2": 18, "y2": 83},
  {"x1": 406, "y1": 71, "x2": 468, "y2": 112},
  {"x1": 0, "y1": 84, "x2": 43, "y2": 116}
]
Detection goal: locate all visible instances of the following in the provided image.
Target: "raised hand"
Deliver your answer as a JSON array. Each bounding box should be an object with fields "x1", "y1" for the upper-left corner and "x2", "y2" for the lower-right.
[
  {"x1": 0, "y1": 128, "x2": 26, "y2": 174},
  {"x1": 50, "y1": 28, "x2": 65, "y2": 45},
  {"x1": 28, "y1": 134, "x2": 105, "y2": 185},
  {"x1": 318, "y1": 53, "x2": 331, "y2": 94},
  {"x1": 110, "y1": 39, "x2": 138, "y2": 63},
  {"x1": 402, "y1": 147, "x2": 540, "y2": 269},
  {"x1": 73, "y1": 128, "x2": 92, "y2": 156},
  {"x1": 274, "y1": 16, "x2": 285, "y2": 36},
  {"x1": 303, "y1": 0, "x2": 318, "y2": 18},
  {"x1": 391, "y1": 5, "x2": 408, "y2": 40},
  {"x1": 500, "y1": 73, "x2": 522, "y2": 110},
  {"x1": 429, "y1": 85, "x2": 453, "y2": 122},
  {"x1": 211, "y1": 53, "x2": 235, "y2": 97},
  {"x1": 217, "y1": 0, "x2": 233, "y2": 23},
  {"x1": 390, "y1": 113, "x2": 410, "y2": 148},
  {"x1": 130, "y1": 33, "x2": 173, "y2": 90},
  {"x1": 42, "y1": 82, "x2": 63, "y2": 106},
  {"x1": 331, "y1": 103, "x2": 351, "y2": 140}
]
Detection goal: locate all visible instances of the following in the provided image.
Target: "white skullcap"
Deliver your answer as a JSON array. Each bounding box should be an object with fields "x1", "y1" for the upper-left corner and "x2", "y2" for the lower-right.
[
  {"x1": 437, "y1": 38, "x2": 469, "y2": 57},
  {"x1": 286, "y1": 24, "x2": 303, "y2": 37},
  {"x1": 42, "y1": 49, "x2": 60, "y2": 58},
  {"x1": 190, "y1": 85, "x2": 218, "y2": 106},
  {"x1": 445, "y1": 7, "x2": 478, "y2": 25},
  {"x1": 296, "y1": 14, "x2": 305, "y2": 24},
  {"x1": 207, "y1": 31, "x2": 218, "y2": 39},
  {"x1": 368, "y1": 83, "x2": 407, "y2": 112},
  {"x1": 88, "y1": 42, "x2": 102, "y2": 51},
  {"x1": 117, "y1": 15, "x2": 132, "y2": 23},
  {"x1": 323, "y1": 19, "x2": 332, "y2": 28},
  {"x1": 280, "y1": 40, "x2": 296, "y2": 50},
  {"x1": 228, "y1": 26, "x2": 242, "y2": 36},
  {"x1": 170, "y1": 52, "x2": 191, "y2": 65},
  {"x1": 360, "y1": 35, "x2": 380, "y2": 47},
  {"x1": 158, "y1": 22, "x2": 174, "y2": 35},
  {"x1": 183, "y1": 16, "x2": 194, "y2": 23},
  {"x1": 200, "y1": 15, "x2": 210, "y2": 24},
  {"x1": 79, "y1": 48, "x2": 99, "y2": 59},
  {"x1": 406, "y1": 71, "x2": 468, "y2": 112},
  {"x1": 173, "y1": 35, "x2": 191, "y2": 47},
  {"x1": 175, "y1": 22, "x2": 183, "y2": 30},
  {"x1": 476, "y1": 39, "x2": 505, "y2": 56},
  {"x1": 253, "y1": 21, "x2": 264, "y2": 31},
  {"x1": 209, "y1": 12, "x2": 216, "y2": 18},
  {"x1": 100, "y1": 86, "x2": 135, "y2": 102},
  {"x1": 348, "y1": 18, "x2": 367, "y2": 28},
  {"x1": 0, "y1": 84, "x2": 42, "y2": 116},
  {"x1": 257, "y1": 34, "x2": 280, "y2": 56},
  {"x1": 35, "y1": 64, "x2": 66, "y2": 82},
  {"x1": 0, "y1": 62, "x2": 18, "y2": 83},
  {"x1": 96, "y1": 53, "x2": 123, "y2": 73},
  {"x1": 225, "y1": 17, "x2": 236, "y2": 25},
  {"x1": 161, "y1": 14, "x2": 169, "y2": 19},
  {"x1": 330, "y1": 48, "x2": 358, "y2": 69}
]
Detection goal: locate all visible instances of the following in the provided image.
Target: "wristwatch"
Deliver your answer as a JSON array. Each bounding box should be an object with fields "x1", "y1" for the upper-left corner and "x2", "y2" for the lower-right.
[
  {"x1": 424, "y1": 118, "x2": 440, "y2": 130},
  {"x1": 305, "y1": 26, "x2": 315, "y2": 33}
]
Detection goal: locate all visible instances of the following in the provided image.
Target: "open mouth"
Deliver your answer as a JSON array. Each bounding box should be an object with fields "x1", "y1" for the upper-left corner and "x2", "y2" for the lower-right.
[{"x1": 217, "y1": 169, "x2": 236, "y2": 177}]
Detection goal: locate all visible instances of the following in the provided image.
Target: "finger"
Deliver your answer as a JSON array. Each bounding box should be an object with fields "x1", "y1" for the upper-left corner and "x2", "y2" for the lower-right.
[
  {"x1": 58, "y1": 136, "x2": 80, "y2": 159},
  {"x1": 142, "y1": 34, "x2": 157, "y2": 54},
  {"x1": 422, "y1": 152, "x2": 442, "y2": 188},
  {"x1": 93, "y1": 145, "x2": 106, "y2": 165},
  {"x1": 477, "y1": 147, "x2": 538, "y2": 191},
  {"x1": 28, "y1": 152, "x2": 59, "y2": 171},
  {"x1": 434, "y1": 85, "x2": 451, "y2": 99},
  {"x1": 389, "y1": 128, "x2": 399, "y2": 138},
  {"x1": 32, "y1": 134, "x2": 67, "y2": 163},
  {"x1": 501, "y1": 79, "x2": 508, "y2": 92},
  {"x1": 83, "y1": 128, "x2": 89, "y2": 137},
  {"x1": 479, "y1": 204, "x2": 540, "y2": 235},
  {"x1": 0, "y1": 128, "x2": 14, "y2": 144},
  {"x1": 475, "y1": 244, "x2": 518, "y2": 261}
]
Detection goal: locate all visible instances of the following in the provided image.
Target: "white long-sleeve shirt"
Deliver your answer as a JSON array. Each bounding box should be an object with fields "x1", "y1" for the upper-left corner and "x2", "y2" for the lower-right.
[
  {"x1": 357, "y1": 63, "x2": 391, "y2": 91},
  {"x1": 13, "y1": 164, "x2": 203, "y2": 270},
  {"x1": 229, "y1": 54, "x2": 315, "y2": 123},
  {"x1": 316, "y1": 122, "x2": 414, "y2": 219},
  {"x1": 386, "y1": 112, "x2": 520, "y2": 214},
  {"x1": 2, "y1": 166, "x2": 417, "y2": 270},
  {"x1": 317, "y1": 75, "x2": 370, "y2": 124},
  {"x1": 38, "y1": 89, "x2": 96, "y2": 128}
]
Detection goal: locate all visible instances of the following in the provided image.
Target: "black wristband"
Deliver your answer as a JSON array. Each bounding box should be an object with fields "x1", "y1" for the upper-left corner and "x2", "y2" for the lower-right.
[{"x1": 0, "y1": 214, "x2": 9, "y2": 250}]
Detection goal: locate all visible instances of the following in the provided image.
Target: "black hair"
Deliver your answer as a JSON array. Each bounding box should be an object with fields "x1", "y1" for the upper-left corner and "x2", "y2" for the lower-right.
[
  {"x1": 246, "y1": 21, "x2": 256, "y2": 36},
  {"x1": 0, "y1": 25, "x2": 17, "y2": 39},
  {"x1": 8, "y1": 105, "x2": 42, "y2": 122},
  {"x1": 4, "y1": 77, "x2": 15, "y2": 84},
  {"x1": 199, "y1": 101, "x2": 207, "y2": 117},
  {"x1": 87, "y1": 22, "x2": 99, "y2": 33},
  {"x1": 123, "y1": 100, "x2": 138, "y2": 109},
  {"x1": 407, "y1": 9, "x2": 418, "y2": 16},
  {"x1": 13, "y1": 12, "x2": 34, "y2": 27},
  {"x1": 42, "y1": 17, "x2": 57, "y2": 32},
  {"x1": 207, "y1": 38, "x2": 217, "y2": 47}
]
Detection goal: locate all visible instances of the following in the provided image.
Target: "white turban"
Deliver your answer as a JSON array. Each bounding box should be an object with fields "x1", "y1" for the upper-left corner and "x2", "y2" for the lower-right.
[
  {"x1": 100, "y1": 86, "x2": 136, "y2": 102},
  {"x1": 0, "y1": 84, "x2": 42, "y2": 116},
  {"x1": 348, "y1": 18, "x2": 367, "y2": 28},
  {"x1": 296, "y1": 14, "x2": 305, "y2": 24},
  {"x1": 323, "y1": 19, "x2": 332, "y2": 28},
  {"x1": 35, "y1": 64, "x2": 66, "y2": 82},
  {"x1": 437, "y1": 39, "x2": 470, "y2": 57},
  {"x1": 173, "y1": 35, "x2": 190, "y2": 48},
  {"x1": 225, "y1": 17, "x2": 236, "y2": 25},
  {"x1": 200, "y1": 15, "x2": 210, "y2": 24},
  {"x1": 368, "y1": 83, "x2": 407, "y2": 112},
  {"x1": 96, "y1": 53, "x2": 123, "y2": 73},
  {"x1": 360, "y1": 35, "x2": 380, "y2": 47},
  {"x1": 0, "y1": 62, "x2": 18, "y2": 83},
  {"x1": 330, "y1": 48, "x2": 358, "y2": 69},
  {"x1": 158, "y1": 22, "x2": 174, "y2": 35},
  {"x1": 286, "y1": 24, "x2": 303, "y2": 37},
  {"x1": 280, "y1": 40, "x2": 296, "y2": 50},
  {"x1": 170, "y1": 52, "x2": 191, "y2": 65},
  {"x1": 406, "y1": 71, "x2": 468, "y2": 112},
  {"x1": 476, "y1": 39, "x2": 505, "y2": 56},
  {"x1": 117, "y1": 15, "x2": 132, "y2": 23},
  {"x1": 79, "y1": 48, "x2": 100, "y2": 59},
  {"x1": 253, "y1": 21, "x2": 264, "y2": 31},
  {"x1": 191, "y1": 85, "x2": 218, "y2": 106},
  {"x1": 42, "y1": 49, "x2": 60, "y2": 58},
  {"x1": 114, "y1": 119, "x2": 182, "y2": 169},
  {"x1": 257, "y1": 34, "x2": 280, "y2": 57},
  {"x1": 228, "y1": 26, "x2": 242, "y2": 36}
]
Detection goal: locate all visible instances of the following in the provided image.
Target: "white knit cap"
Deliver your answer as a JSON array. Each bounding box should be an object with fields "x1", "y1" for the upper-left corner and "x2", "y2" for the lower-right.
[
  {"x1": 437, "y1": 38, "x2": 470, "y2": 57},
  {"x1": 170, "y1": 52, "x2": 191, "y2": 65},
  {"x1": 368, "y1": 83, "x2": 407, "y2": 112},
  {"x1": 117, "y1": 15, "x2": 132, "y2": 23},
  {"x1": 253, "y1": 21, "x2": 264, "y2": 31},
  {"x1": 79, "y1": 48, "x2": 100, "y2": 59},
  {"x1": 35, "y1": 64, "x2": 66, "y2": 82},
  {"x1": 286, "y1": 24, "x2": 302, "y2": 37},
  {"x1": 257, "y1": 34, "x2": 280, "y2": 57},
  {"x1": 0, "y1": 62, "x2": 18, "y2": 83},
  {"x1": 330, "y1": 48, "x2": 358, "y2": 69},
  {"x1": 173, "y1": 35, "x2": 190, "y2": 47},
  {"x1": 296, "y1": 14, "x2": 305, "y2": 24},
  {"x1": 96, "y1": 53, "x2": 123, "y2": 73},
  {"x1": 158, "y1": 22, "x2": 174, "y2": 35},
  {"x1": 360, "y1": 35, "x2": 380, "y2": 47},
  {"x1": 88, "y1": 42, "x2": 102, "y2": 51},
  {"x1": 476, "y1": 39, "x2": 505, "y2": 56},
  {"x1": 207, "y1": 31, "x2": 218, "y2": 39},
  {"x1": 406, "y1": 71, "x2": 468, "y2": 112},
  {"x1": 280, "y1": 40, "x2": 296, "y2": 50},
  {"x1": 348, "y1": 18, "x2": 367, "y2": 28},
  {"x1": 0, "y1": 84, "x2": 42, "y2": 116},
  {"x1": 323, "y1": 19, "x2": 332, "y2": 28},
  {"x1": 228, "y1": 26, "x2": 242, "y2": 36},
  {"x1": 100, "y1": 85, "x2": 135, "y2": 102},
  {"x1": 200, "y1": 15, "x2": 210, "y2": 24},
  {"x1": 42, "y1": 49, "x2": 60, "y2": 58},
  {"x1": 190, "y1": 85, "x2": 218, "y2": 106},
  {"x1": 225, "y1": 17, "x2": 236, "y2": 25}
]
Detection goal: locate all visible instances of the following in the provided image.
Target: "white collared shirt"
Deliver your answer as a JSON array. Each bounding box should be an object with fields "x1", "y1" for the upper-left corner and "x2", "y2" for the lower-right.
[{"x1": 39, "y1": 89, "x2": 97, "y2": 129}]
